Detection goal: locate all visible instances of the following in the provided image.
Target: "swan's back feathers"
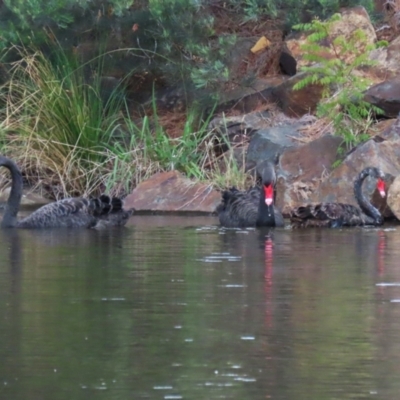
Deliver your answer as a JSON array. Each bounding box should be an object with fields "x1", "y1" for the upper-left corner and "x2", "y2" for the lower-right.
[
  {"x1": 217, "y1": 185, "x2": 284, "y2": 228},
  {"x1": 290, "y1": 166, "x2": 385, "y2": 228},
  {"x1": 291, "y1": 203, "x2": 374, "y2": 228},
  {"x1": 217, "y1": 187, "x2": 259, "y2": 227},
  {"x1": 0, "y1": 155, "x2": 133, "y2": 229},
  {"x1": 16, "y1": 195, "x2": 133, "y2": 229}
]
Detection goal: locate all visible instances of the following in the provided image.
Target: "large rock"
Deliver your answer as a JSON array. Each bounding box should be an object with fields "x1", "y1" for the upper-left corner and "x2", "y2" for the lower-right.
[
  {"x1": 246, "y1": 122, "x2": 305, "y2": 168},
  {"x1": 370, "y1": 35, "x2": 400, "y2": 80},
  {"x1": 214, "y1": 77, "x2": 283, "y2": 114},
  {"x1": 124, "y1": 171, "x2": 221, "y2": 213},
  {"x1": 0, "y1": 187, "x2": 51, "y2": 210},
  {"x1": 279, "y1": 135, "x2": 400, "y2": 216},
  {"x1": 271, "y1": 72, "x2": 324, "y2": 116},
  {"x1": 274, "y1": 135, "x2": 343, "y2": 214},
  {"x1": 315, "y1": 139, "x2": 400, "y2": 204},
  {"x1": 376, "y1": 114, "x2": 400, "y2": 141},
  {"x1": 364, "y1": 77, "x2": 400, "y2": 118},
  {"x1": 387, "y1": 175, "x2": 400, "y2": 220},
  {"x1": 209, "y1": 110, "x2": 313, "y2": 166},
  {"x1": 276, "y1": 113, "x2": 400, "y2": 216}
]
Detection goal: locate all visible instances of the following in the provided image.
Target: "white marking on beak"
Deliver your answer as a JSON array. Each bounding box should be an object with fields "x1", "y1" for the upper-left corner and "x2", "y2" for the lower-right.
[
  {"x1": 265, "y1": 198, "x2": 273, "y2": 206},
  {"x1": 379, "y1": 190, "x2": 386, "y2": 198}
]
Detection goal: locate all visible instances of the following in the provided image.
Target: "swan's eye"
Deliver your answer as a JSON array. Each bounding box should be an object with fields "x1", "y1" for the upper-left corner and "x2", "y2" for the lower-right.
[
  {"x1": 264, "y1": 184, "x2": 274, "y2": 206},
  {"x1": 377, "y1": 178, "x2": 386, "y2": 198}
]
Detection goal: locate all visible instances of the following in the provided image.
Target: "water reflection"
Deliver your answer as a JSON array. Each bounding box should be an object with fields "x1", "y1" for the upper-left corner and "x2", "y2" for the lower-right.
[{"x1": 0, "y1": 218, "x2": 400, "y2": 399}]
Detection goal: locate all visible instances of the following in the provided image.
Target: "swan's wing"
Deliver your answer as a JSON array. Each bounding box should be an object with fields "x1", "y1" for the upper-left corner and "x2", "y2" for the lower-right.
[
  {"x1": 89, "y1": 195, "x2": 134, "y2": 228},
  {"x1": 16, "y1": 198, "x2": 97, "y2": 228},
  {"x1": 17, "y1": 196, "x2": 134, "y2": 229},
  {"x1": 91, "y1": 209, "x2": 134, "y2": 229},
  {"x1": 217, "y1": 188, "x2": 258, "y2": 227}
]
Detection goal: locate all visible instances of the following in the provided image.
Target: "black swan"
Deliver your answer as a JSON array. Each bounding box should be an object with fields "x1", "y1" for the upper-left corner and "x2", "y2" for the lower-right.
[
  {"x1": 290, "y1": 167, "x2": 386, "y2": 228},
  {"x1": 0, "y1": 155, "x2": 134, "y2": 229},
  {"x1": 216, "y1": 161, "x2": 284, "y2": 228}
]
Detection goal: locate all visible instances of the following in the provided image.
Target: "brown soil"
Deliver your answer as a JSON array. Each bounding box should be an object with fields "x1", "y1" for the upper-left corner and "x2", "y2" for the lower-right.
[{"x1": 132, "y1": 5, "x2": 400, "y2": 140}]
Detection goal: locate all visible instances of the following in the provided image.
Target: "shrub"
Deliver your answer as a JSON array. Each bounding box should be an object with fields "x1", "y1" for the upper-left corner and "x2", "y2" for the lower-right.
[
  {"x1": 0, "y1": 0, "x2": 377, "y2": 100},
  {"x1": 0, "y1": 46, "x2": 130, "y2": 196},
  {"x1": 0, "y1": 45, "x2": 225, "y2": 197},
  {"x1": 293, "y1": 13, "x2": 387, "y2": 149}
]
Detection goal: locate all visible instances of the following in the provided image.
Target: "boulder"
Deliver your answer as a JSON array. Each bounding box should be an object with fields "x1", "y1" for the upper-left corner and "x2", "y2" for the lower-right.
[
  {"x1": 376, "y1": 114, "x2": 400, "y2": 141},
  {"x1": 315, "y1": 139, "x2": 400, "y2": 202},
  {"x1": 275, "y1": 135, "x2": 343, "y2": 214},
  {"x1": 279, "y1": 136, "x2": 400, "y2": 216},
  {"x1": 215, "y1": 77, "x2": 284, "y2": 114},
  {"x1": 0, "y1": 187, "x2": 51, "y2": 210},
  {"x1": 209, "y1": 110, "x2": 312, "y2": 165},
  {"x1": 370, "y1": 35, "x2": 400, "y2": 80},
  {"x1": 271, "y1": 72, "x2": 324, "y2": 116},
  {"x1": 387, "y1": 175, "x2": 400, "y2": 220},
  {"x1": 124, "y1": 171, "x2": 221, "y2": 213},
  {"x1": 246, "y1": 123, "x2": 305, "y2": 168},
  {"x1": 364, "y1": 77, "x2": 400, "y2": 118}
]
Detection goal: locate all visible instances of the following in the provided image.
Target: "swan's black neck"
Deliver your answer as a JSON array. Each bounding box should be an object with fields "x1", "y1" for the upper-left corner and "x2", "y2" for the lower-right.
[
  {"x1": 353, "y1": 167, "x2": 383, "y2": 225},
  {"x1": 0, "y1": 157, "x2": 23, "y2": 228},
  {"x1": 256, "y1": 185, "x2": 276, "y2": 227}
]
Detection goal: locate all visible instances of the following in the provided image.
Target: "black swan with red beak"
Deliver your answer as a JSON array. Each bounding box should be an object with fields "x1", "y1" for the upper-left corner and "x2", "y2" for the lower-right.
[
  {"x1": 290, "y1": 167, "x2": 386, "y2": 228},
  {"x1": 216, "y1": 161, "x2": 284, "y2": 228}
]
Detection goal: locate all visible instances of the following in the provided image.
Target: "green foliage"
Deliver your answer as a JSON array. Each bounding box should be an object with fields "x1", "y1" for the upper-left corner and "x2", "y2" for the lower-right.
[
  {"x1": 147, "y1": 0, "x2": 236, "y2": 91},
  {"x1": 0, "y1": 46, "x2": 130, "y2": 196},
  {"x1": 293, "y1": 14, "x2": 387, "y2": 149},
  {"x1": 0, "y1": 44, "x2": 222, "y2": 197},
  {"x1": 0, "y1": 0, "x2": 376, "y2": 94},
  {"x1": 0, "y1": 0, "x2": 135, "y2": 51},
  {"x1": 241, "y1": 0, "x2": 279, "y2": 21},
  {"x1": 123, "y1": 99, "x2": 216, "y2": 180}
]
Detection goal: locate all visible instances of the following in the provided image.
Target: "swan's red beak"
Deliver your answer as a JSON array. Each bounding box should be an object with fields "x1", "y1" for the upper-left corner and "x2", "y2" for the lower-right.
[
  {"x1": 264, "y1": 184, "x2": 274, "y2": 206},
  {"x1": 377, "y1": 178, "x2": 386, "y2": 198}
]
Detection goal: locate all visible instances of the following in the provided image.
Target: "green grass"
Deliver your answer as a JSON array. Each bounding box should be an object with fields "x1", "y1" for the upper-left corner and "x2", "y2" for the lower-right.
[
  {"x1": 0, "y1": 46, "x2": 128, "y2": 196},
  {"x1": 0, "y1": 45, "x2": 252, "y2": 200}
]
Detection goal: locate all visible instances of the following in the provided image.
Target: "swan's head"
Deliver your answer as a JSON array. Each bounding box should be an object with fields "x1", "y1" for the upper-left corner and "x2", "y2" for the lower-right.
[
  {"x1": 264, "y1": 184, "x2": 274, "y2": 206},
  {"x1": 257, "y1": 161, "x2": 277, "y2": 206},
  {"x1": 376, "y1": 178, "x2": 386, "y2": 198}
]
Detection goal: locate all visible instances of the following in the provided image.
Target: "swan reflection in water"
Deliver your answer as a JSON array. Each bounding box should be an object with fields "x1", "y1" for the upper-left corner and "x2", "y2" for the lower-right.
[{"x1": 263, "y1": 232, "x2": 274, "y2": 329}]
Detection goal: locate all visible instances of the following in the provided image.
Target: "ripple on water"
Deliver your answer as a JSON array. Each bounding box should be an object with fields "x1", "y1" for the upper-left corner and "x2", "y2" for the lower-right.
[
  {"x1": 153, "y1": 386, "x2": 174, "y2": 390},
  {"x1": 197, "y1": 252, "x2": 241, "y2": 263},
  {"x1": 376, "y1": 283, "x2": 400, "y2": 287},
  {"x1": 240, "y1": 336, "x2": 255, "y2": 341},
  {"x1": 220, "y1": 284, "x2": 246, "y2": 288}
]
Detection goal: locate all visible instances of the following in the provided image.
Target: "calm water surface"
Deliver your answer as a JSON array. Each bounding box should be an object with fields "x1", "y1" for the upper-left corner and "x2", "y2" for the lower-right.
[{"x1": 1, "y1": 215, "x2": 400, "y2": 400}]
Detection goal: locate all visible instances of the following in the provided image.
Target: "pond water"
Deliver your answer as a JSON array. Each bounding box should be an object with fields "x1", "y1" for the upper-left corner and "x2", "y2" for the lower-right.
[{"x1": 1, "y1": 215, "x2": 400, "y2": 400}]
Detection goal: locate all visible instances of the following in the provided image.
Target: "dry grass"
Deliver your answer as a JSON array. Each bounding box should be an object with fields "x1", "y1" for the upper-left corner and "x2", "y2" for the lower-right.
[
  {"x1": 0, "y1": 47, "x2": 136, "y2": 198},
  {"x1": 296, "y1": 116, "x2": 333, "y2": 143},
  {"x1": 0, "y1": 47, "x2": 260, "y2": 200}
]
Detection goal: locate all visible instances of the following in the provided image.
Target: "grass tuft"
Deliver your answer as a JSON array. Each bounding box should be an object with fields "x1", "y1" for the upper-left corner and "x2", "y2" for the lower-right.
[{"x1": 0, "y1": 46, "x2": 252, "y2": 200}]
